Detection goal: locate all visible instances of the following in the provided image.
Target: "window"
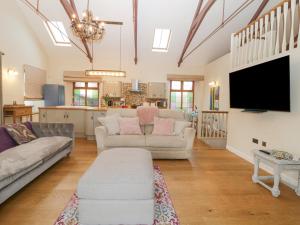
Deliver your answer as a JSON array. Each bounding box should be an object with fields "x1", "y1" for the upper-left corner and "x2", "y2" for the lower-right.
[
  {"x1": 152, "y1": 28, "x2": 171, "y2": 52},
  {"x1": 44, "y1": 21, "x2": 71, "y2": 46},
  {"x1": 73, "y1": 82, "x2": 99, "y2": 107},
  {"x1": 170, "y1": 81, "x2": 194, "y2": 113}
]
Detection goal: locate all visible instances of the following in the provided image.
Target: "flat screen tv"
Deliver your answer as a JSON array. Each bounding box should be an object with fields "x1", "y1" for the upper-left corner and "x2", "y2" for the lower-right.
[{"x1": 229, "y1": 55, "x2": 290, "y2": 112}]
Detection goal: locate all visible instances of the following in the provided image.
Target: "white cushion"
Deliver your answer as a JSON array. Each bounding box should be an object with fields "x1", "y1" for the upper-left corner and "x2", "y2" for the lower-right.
[
  {"x1": 77, "y1": 148, "x2": 154, "y2": 200},
  {"x1": 174, "y1": 120, "x2": 191, "y2": 135},
  {"x1": 158, "y1": 109, "x2": 185, "y2": 120},
  {"x1": 98, "y1": 114, "x2": 120, "y2": 135},
  {"x1": 118, "y1": 117, "x2": 143, "y2": 135},
  {"x1": 104, "y1": 135, "x2": 145, "y2": 147},
  {"x1": 146, "y1": 135, "x2": 186, "y2": 148}
]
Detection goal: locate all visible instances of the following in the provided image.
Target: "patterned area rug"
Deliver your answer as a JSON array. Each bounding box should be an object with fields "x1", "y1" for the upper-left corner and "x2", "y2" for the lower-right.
[{"x1": 54, "y1": 166, "x2": 180, "y2": 225}]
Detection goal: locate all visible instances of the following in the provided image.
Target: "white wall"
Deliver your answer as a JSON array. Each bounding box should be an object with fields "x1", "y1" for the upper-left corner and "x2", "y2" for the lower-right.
[
  {"x1": 0, "y1": 1, "x2": 48, "y2": 105},
  {"x1": 202, "y1": 49, "x2": 300, "y2": 187},
  {"x1": 47, "y1": 52, "x2": 204, "y2": 108}
]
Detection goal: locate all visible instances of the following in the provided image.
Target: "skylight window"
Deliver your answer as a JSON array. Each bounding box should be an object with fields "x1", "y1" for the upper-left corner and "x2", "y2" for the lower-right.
[
  {"x1": 152, "y1": 28, "x2": 171, "y2": 52},
  {"x1": 44, "y1": 21, "x2": 71, "y2": 47}
]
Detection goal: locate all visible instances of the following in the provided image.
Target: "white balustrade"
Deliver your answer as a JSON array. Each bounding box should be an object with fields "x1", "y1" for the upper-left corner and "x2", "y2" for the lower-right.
[
  {"x1": 200, "y1": 111, "x2": 228, "y2": 139},
  {"x1": 230, "y1": 0, "x2": 300, "y2": 69}
]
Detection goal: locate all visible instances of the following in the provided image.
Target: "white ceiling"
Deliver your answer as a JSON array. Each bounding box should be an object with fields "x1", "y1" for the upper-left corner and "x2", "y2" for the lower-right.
[{"x1": 17, "y1": 0, "x2": 282, "y2": 69}]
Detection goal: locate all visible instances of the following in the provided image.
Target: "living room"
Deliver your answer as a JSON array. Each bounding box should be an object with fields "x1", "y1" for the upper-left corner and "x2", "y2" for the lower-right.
[{"x1": 1, "y1": 0, "x2": 300, "y2": 225}]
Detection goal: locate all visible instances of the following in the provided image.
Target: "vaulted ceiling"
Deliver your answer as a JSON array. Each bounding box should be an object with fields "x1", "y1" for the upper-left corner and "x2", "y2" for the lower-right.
[{"x1": 17, "y1": 0, "x2": 282, "y2": 70}]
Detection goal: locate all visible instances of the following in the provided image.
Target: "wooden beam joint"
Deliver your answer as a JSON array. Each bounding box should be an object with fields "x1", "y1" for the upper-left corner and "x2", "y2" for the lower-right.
[
  {"x1": 177, "y1": 0, "x2": 216, "y2": 67},
  {"x1": 60, "y1": 0, "x2": 93, "y2": 63},
  {"x1": 133, "y1": 0, "x2": 138, "y2": 65}
]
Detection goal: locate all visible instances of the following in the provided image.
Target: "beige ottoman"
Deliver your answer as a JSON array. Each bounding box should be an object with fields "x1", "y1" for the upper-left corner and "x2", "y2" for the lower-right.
[{"x1": 78, "y1": 148, "x2": 154, "y2": 225}]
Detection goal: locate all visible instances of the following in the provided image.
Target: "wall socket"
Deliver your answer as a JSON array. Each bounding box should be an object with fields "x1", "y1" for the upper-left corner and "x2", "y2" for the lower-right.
[
  {"x1": 262, "y1": 141, "x2": 267, "y2": 147},
  {"x1": 252, "y1": 138, "x2": 259, "y2": 144}
]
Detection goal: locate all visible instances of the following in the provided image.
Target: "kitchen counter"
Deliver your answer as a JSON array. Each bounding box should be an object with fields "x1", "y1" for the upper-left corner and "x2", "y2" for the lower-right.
[
  {"x1": 39, "y1": 106, "x2": 108, "y2": 111},
  {"x1": 39, "y1": 106, "x2": 108, "y2": 139}
]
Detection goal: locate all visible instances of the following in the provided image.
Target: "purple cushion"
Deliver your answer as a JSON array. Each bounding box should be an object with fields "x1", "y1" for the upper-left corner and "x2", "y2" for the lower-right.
[
  {"x1": 23, "y1": 122, "x2": 33, "y2": 132},
  {"x1": 0, "y1": 127, "x2": 17, "y2": 153}
]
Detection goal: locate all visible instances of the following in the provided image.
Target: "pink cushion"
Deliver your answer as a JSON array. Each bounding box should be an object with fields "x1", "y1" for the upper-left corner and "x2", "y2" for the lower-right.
[
  {"x1": 119, "y1": 117, "x2": 142, "y2": 135},
  {"x1": 137, "y1": 106, "x2": 159, "y2": 125},
  {"x1": 152, "y1": 117, "x2": 174, "y2": 136}
]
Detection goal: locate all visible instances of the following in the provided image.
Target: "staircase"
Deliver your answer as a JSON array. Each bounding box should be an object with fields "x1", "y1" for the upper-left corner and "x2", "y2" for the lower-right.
[{"x1": 200, "y1": 111, "x2": 228, "y2": 149}]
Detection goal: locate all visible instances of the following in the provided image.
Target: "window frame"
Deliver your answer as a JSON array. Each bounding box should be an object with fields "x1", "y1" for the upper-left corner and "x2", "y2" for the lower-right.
[
  {"x1": 73, "y1": 82, "x2": 99, "y2": 107},
  {"x1": 44, "y1": 21, "x2": 71, "y2": 47},
  {"x1": 152, "y1": 28, "x2": 171, "y2": 52},
  {"x1": 169, "y1": 80, "x2": 194, "y2": 112}
]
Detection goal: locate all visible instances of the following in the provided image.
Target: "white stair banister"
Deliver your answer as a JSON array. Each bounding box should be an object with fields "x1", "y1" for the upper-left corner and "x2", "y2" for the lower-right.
[
  {"x1": 269, "y1": 10, "x2": 276, "y2": 56},
  {"x1": 264, "y1": 14, "x2": 270, "y2": 58},
  {"x1": 275, "y1": 6, "x2": 282, "y2": 54},
  {"x1": 282, "y1": 1, "x2": 289, "y2": 52},
  {"x1": 289, "y1": 0, "x2": 296, "y2": 50}
]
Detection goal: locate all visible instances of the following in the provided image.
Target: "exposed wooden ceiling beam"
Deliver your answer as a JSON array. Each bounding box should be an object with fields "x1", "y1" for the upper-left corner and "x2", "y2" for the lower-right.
[
  {"x1": 133, "y1": 0, "x2": 138, "y2": 64},
  {"x1": 178, "y1": 0, "x2": 216, "y2": 67},
  {"x1": 248, "y1": 0, "x2": 270, "y2": 24},
  {"x1": 60, "y1": 0, "x2": 93, "y2": 63}
]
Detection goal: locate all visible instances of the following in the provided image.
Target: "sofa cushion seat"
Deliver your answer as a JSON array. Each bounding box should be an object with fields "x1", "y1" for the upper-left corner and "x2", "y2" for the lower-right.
[
  {"x1": 104, "y1": 135, "x2": 145, "y2": 147},
  {"x1": 0, "y1": 161, "x2": 42, "y2": 190},
  {"x1": 0, "y1": 136, "x2": 72, "y2": 181},
  {"x1": 145, "y1": 135, "x2": 186, "y2": 148}
]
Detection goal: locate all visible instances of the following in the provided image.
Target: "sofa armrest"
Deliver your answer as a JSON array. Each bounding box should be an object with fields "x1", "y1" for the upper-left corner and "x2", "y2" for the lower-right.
[
  {"x1": 31, "y1": 122, "x2": 75, "y2": 149},
  {"x1": 183, "y1": 127, "x2": 196, "y2": 154},
  {"x1": 95, "y1": 126, "x2": 108, "y2": 154}
]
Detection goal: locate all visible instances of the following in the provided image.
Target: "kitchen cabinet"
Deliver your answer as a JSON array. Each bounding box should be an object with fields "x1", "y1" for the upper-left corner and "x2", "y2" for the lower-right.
[
  {"x1": 103, "y1": 81, "x2": 122, "y2": 97},
  {"x1": 39, "y1": 108, "x2": 48, "y2": 122},
  {"x1": 39, "y1": 107, "x2": 107, "y2": 138},
  {"x1": 148, "y1": 82, "x2": 166, "y2": 98},
  {"x1": 85, "y1": 111, "x2": 94, "y2": 140},
  {"x1": 39, "y1": 109, "x2": 85, "y2": 137},
  {"x1": 45, "y1": 109, "x2": 66, "y2": 123},
  {"x1": 65, "y1": 110, "x2": 85, "y2": 137}
]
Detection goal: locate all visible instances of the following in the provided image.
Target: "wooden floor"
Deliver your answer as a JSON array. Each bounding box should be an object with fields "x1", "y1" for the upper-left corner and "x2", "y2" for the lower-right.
[{"x1": 0, "y1": 139, "x2": 300, "y2": 225}]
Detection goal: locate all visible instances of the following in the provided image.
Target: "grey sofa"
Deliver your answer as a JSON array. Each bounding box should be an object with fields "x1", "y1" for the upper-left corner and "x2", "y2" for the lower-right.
[{"x1": 0, "y1": 123, "x2": 74, "y2": 204}]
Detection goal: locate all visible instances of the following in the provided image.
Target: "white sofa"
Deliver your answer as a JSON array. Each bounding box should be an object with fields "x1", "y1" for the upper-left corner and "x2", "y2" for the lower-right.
[{"x1": 95, "y1": 108, "x2": 196, "y2": 159}]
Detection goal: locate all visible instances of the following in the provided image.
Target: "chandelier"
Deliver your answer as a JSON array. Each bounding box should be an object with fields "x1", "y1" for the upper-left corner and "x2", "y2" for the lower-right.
[{"x1": 71, "y1": 0, "x2": 105, "y2": 41}]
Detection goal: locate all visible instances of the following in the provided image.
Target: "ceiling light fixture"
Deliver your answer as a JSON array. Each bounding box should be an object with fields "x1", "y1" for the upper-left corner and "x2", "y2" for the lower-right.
[
  {"x1": 85, "y1": 70, "x2": 126, "y2": 77},
  {"x1": 71, "y1": 0, "x2": 105, "y2": 41},
  {"x1": 86, "y1": 26, "x2": 125, "y2": 77}
]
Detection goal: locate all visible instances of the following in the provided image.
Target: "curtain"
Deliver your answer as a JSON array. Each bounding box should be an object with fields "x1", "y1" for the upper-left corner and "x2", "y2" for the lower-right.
[{"x1": 24, "y1": 64, "x2": 47, "y2": 99}]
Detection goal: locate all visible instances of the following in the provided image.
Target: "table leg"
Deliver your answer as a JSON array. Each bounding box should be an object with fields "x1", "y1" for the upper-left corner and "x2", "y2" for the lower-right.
[
  {"x1": 272, "y1": 165, "x2": 281, "y2": 197},
  {"x1": 13, "y1": 113, "x2": 16, "y2": 124},
  {"x1": 252, "y1": 156, "x2": 260, "y2": 183},
  {"x1": 296, "y1": 170, "x2": 300, "y2": 197}
]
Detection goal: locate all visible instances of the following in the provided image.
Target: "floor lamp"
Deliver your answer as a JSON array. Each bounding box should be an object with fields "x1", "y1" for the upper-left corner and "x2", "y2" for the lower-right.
[{"x1": 0, "y1": 51, "x2": 4, "y2": 125}]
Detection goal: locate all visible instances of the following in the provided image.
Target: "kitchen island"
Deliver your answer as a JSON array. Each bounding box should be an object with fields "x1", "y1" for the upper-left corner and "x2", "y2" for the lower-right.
[{"x1": 39, "y1": 106, "x2": 108, "y2": 139}]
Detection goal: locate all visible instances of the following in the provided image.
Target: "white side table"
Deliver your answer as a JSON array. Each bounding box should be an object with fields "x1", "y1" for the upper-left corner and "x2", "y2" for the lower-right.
[{"x1": 252, "y1": 150, "x2": 300, "y2": 197}]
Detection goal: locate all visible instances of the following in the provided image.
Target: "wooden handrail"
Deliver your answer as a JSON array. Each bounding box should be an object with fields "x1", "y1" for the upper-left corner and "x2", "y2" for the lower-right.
[
  {"x1": 202, "y1": 110, "x2": 228, "y2": 114},
  {"x1": 231, "y1": 0, "x2": 298, "y2": 68}
]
